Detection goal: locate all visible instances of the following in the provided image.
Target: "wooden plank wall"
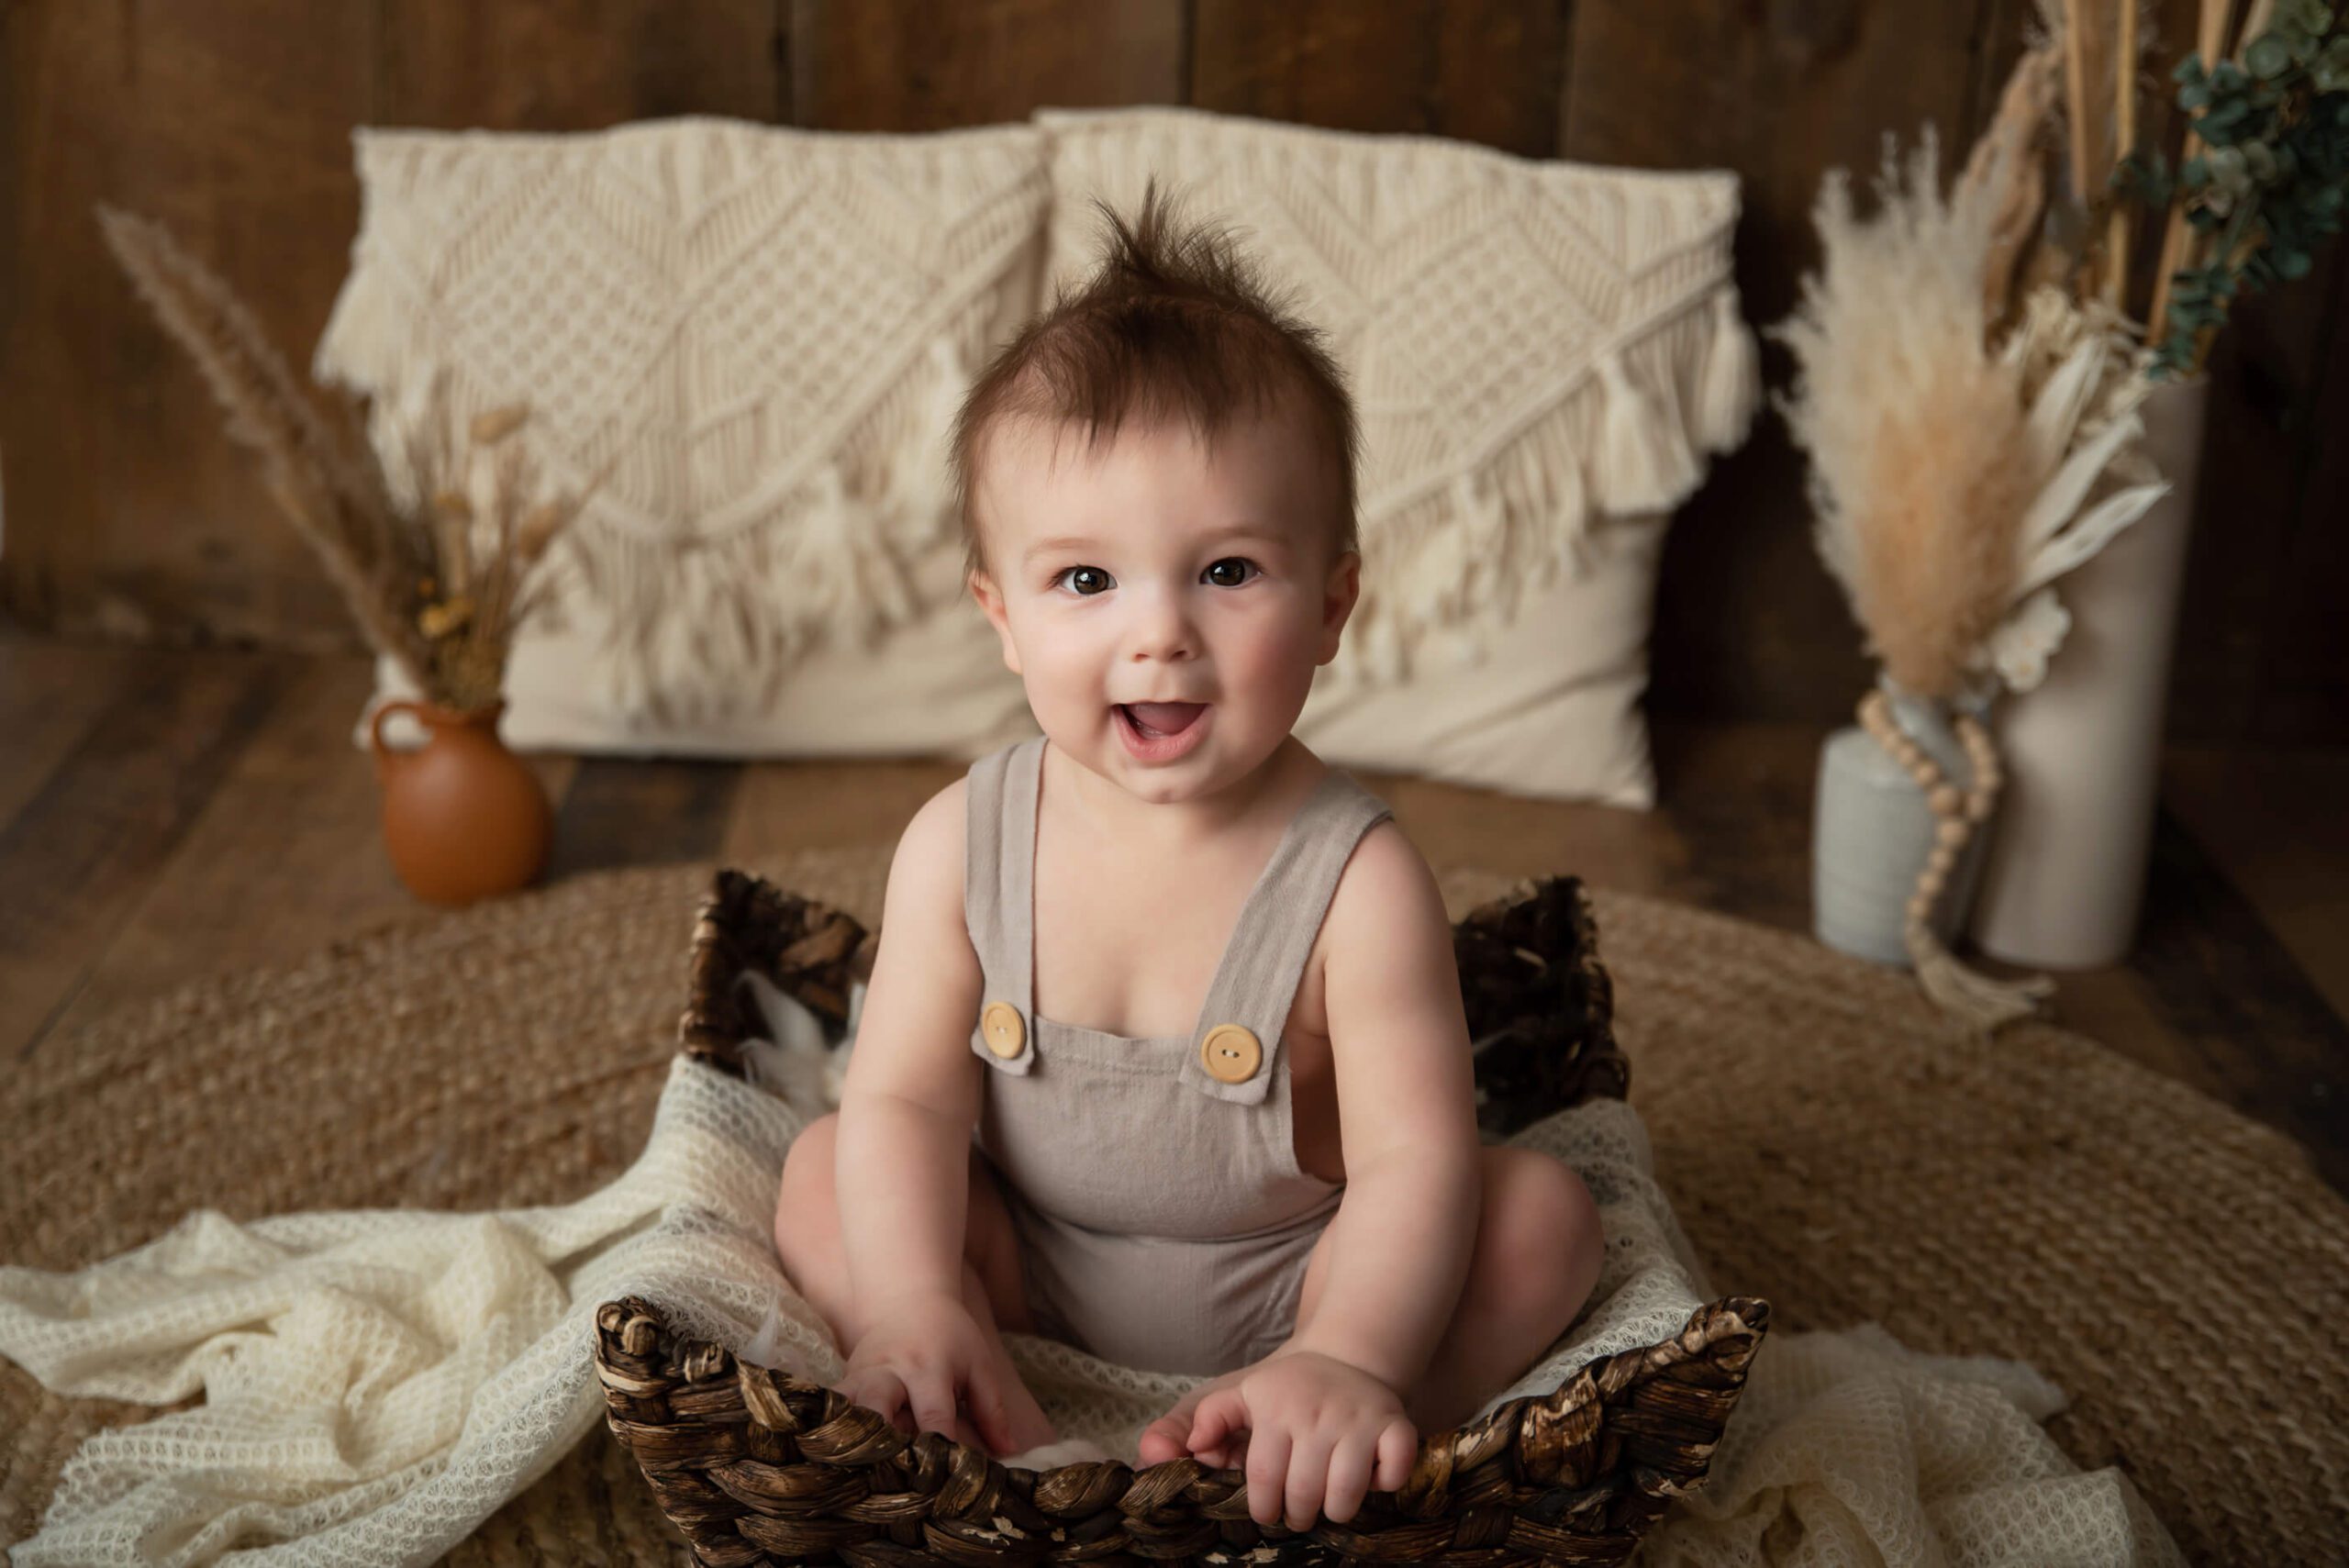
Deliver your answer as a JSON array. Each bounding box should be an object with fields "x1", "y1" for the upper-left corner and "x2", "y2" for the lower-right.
[{"x1": 3, "y1": 0, "x2": 2341, "y2": 740}]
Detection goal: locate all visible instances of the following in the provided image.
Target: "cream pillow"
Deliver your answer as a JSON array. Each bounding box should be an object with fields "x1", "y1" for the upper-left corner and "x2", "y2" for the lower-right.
[
  {"x1": 1036, "y1": 106, "x2": 1756, "y2": 806},
  {"x1": 317, "y1": 115, "x2": 1046, "y2": 760}
]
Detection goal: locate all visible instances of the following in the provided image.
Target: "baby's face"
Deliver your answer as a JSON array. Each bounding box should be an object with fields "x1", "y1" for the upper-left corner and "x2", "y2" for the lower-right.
[{"x1": 969, "y1": 404, "x2": 1358, "y2": 806}]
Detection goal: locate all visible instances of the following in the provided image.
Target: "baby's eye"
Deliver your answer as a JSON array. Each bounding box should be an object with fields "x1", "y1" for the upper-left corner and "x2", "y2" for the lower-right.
[
  {"x1": 1204, "y1": 557, "x2": 1259, "y2": 588},
  {"x1": 1053, "y1": 565, "x2": 1114, "y2": 596}
]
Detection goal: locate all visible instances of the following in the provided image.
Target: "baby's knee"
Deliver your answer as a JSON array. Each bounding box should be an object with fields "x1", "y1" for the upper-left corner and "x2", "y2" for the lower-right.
[
  {"x1": 1486, "y1": 1150, "x2": 1604, "y2": 1312},
  {"x1": 774, "y1": 1112, "x2": 842, "y2": 1251}
]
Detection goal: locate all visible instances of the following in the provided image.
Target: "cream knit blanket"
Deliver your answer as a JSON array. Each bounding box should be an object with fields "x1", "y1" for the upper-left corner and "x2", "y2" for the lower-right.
[{"x1": 0, "y1": 988, "x2": 2177, "y2": 1567}]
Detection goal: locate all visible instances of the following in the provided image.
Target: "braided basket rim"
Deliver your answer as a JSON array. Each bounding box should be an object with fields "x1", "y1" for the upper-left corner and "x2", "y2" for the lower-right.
[{"x1": 594, "y1": 1291, "x2": 1770, "y2": 1566}]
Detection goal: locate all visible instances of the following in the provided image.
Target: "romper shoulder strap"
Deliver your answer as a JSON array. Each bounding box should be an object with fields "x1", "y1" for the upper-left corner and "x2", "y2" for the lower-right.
[
  {"x1": 1178, "y1": 768, "x2": 1395, "y2": 1106},
  {"x1": 964, "y1": 735, "x2": 1043, "y2": 1074}
]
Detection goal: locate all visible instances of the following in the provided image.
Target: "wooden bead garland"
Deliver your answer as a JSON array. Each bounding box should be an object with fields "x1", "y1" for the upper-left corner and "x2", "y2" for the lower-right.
[{"x1": 1857, "y1": 688, "x2": 2054, "y2": 1033}]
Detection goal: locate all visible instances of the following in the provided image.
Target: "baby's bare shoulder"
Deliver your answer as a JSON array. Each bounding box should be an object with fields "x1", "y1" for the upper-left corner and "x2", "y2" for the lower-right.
[
  {"x1": 1323, "y1": 819, "x2": 1449, "y2": 955},
  {"x1": 879, "y1": 775, "x2": 978, "y2": 965},
  {"x1": 1324, "y1": 817, "x2": 1446, "y2": 985},
  {"x1": 1319, "y1": 819, "x2": 1477, "y2": 1161},
  {"x1": 843, "y1": 778, "x2": 984, "y2": 1116}
]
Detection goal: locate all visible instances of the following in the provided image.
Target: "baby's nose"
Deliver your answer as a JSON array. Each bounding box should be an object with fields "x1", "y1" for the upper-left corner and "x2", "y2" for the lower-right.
[
  {"x1": 1131, "y1": 636, "x2": 1197, "y2": 663},
  {"x1": 1127, "y1": 596, "x2": 1199, "y2": 662}
]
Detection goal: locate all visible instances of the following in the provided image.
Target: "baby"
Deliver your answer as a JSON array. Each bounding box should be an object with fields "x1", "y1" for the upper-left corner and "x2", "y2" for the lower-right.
[{"x1": 772, "y1": 182, "x2": 1605, "y2": 1534}]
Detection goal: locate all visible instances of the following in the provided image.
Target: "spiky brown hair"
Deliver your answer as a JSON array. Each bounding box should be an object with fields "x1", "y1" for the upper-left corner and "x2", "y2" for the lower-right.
[{"x1": 949, "y1": 178, "x2": 1360, "y2": 585}]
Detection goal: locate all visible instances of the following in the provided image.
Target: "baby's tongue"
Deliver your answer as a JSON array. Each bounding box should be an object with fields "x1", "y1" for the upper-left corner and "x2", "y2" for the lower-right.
[{"x1": 1125, "y1": 702, "x2": 1205, "y2": 735}]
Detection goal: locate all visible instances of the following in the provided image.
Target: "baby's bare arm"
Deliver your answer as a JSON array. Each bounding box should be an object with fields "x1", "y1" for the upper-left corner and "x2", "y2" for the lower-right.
[
  {"x1": 1281, "y1": 823, "x2": 1484, "y2": 1391},
  {"x1": 830, "y1": 780, "x2": 988, "y2": 1326}
]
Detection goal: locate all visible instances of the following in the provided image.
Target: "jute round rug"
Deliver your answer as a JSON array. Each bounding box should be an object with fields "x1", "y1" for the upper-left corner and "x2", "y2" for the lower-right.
[{"x1": 3, "y1": 846, "x2": 2343, "y2": 1566}]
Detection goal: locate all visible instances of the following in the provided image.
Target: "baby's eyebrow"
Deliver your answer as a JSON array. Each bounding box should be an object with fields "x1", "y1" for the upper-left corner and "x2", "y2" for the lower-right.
[{"x1": 1022, "y1": 524, "x2": 1285, "y2": 563}]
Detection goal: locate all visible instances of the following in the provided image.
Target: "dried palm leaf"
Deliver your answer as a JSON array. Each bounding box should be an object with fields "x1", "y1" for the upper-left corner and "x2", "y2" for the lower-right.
[{"x1": 1961, "y1": 45, "x2": 2064, "y2": 327}]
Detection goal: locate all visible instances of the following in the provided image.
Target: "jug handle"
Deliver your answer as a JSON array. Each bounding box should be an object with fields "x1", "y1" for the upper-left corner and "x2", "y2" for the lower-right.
[{"x1": 368, "y1": 699, "x2": 427, "y2": 784}]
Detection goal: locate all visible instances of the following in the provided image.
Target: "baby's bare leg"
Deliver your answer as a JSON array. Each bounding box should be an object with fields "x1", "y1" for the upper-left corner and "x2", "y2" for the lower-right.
[
  {"x1": 1396, "y1": 1147, "x2": 1602, "y2": 1433},
  {"x1": 773, "y1": 1112, "x2": 1058, "y2": 1451}
]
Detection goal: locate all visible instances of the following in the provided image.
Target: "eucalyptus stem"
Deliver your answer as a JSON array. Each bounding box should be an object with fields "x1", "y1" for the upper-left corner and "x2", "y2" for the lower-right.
[{"x1": 2119, "y1": 0, "x2": 2349, "y2": 376}]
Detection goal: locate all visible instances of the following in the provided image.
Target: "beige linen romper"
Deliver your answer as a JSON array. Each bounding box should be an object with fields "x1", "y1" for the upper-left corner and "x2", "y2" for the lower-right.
[{"x1": 963, "y1": 734, "x2": 1396, "y2": 1377}]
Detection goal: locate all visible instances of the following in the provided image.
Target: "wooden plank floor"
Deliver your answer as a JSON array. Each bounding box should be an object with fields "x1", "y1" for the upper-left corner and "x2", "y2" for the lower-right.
[{"x1": 5, "y1": 632, "x2": 2343, "y2": 1192}]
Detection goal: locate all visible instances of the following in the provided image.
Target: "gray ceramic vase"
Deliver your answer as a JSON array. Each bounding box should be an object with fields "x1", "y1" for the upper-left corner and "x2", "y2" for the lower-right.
[{"x1": 1812, "y1": 675, "x2": 1994, "y2": 967}]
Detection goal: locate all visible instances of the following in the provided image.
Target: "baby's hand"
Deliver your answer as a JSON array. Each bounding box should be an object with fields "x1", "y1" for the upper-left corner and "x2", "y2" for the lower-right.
[
  {"x1": 835, "y1": 1291, "x2": 1029, "y2": 1458},
  {"x1": 1186, "y1": 1351, "x2": 1418, "y2": 1531}
]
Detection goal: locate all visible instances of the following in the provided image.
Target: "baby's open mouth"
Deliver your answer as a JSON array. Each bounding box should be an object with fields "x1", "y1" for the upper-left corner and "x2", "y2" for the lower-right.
[{"x1": 1118, "y1": 702, "x2": 1208, "y2": 740}]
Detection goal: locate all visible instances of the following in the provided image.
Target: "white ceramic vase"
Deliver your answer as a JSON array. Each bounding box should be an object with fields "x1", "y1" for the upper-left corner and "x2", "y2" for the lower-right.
[
  {"x1": 1968, "y1": 375, "x2": 2210, "y2": 969},
  {"x1": 1813, "y1": 675, "x2": 1993, "y2": 967}
]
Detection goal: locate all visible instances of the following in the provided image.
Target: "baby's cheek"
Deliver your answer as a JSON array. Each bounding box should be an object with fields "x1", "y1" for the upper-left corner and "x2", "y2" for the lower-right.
[{"x1": 1246, "y1": 628, "x2": 1324, "y2": 714}]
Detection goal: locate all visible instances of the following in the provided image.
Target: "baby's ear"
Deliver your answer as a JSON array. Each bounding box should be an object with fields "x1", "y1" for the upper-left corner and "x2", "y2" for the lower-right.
[
  {"x1": 968, "y1": 569, "x2": 1024, "y2": 676},
  {"x1": 1316, "y1": 549, "x2": 1362, "y2": 665}
]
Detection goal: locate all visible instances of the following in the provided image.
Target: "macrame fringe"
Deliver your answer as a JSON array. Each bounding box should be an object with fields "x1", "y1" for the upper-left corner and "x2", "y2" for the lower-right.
[
  {"x1": 573, "y1": 337, "x2": 970, "y2": 731},
  {"x1": 874, "y1": 336, "x2": 974, "y2": 550},
  {"x1": 1594, "y1": 347, "x2": 1701, "y2": 513},
  {"x1": 1333, "y1": 297, "x2": 1752, "y2": 688},
  {"x1": 327, "y1": 291, "x2": 985, "y2": 729},
  {"x1": 529, "y1": 329, "x2": 977, "y2": 729},
  {"x1": 312, "y1": 247, "x2": 437, "y2": 512},
  {"x1": 1695, "y1": 285, "x2": 1762, "y2": 453}
]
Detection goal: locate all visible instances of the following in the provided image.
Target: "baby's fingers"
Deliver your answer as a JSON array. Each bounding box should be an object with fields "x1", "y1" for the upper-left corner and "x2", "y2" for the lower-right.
[
  {"x1": 1319, "y1": 1434, "x2": 1376, "y2": 1525},
  {"x1": 961, "y1": 1363, "x2": 1017, "y2": 1458},
  {"x1": 1243, "y1": 1423, "x2": 1294, "y2": 1531},
  {"x1": 841, "y1": 1368, "x2": 910, "y2": 1435},
  {"x1": 1282, "y1": 1429, "x2": 1336, "y2": 1533},
  {"x1": 904, "y1": 1366, "x2": 963, "y2": 1442},
  {"x1": 1374, "y1": 1417, "x2": 1419, "y2": 1493},
  {"x1": 1187, "y1": 1389, "x2": 1244, "y2": 1462},
  {"x1": 1137, "y1": 1412, "x2": 1192, "y2": 1468},
  {"x1": 1141, "y1": 1384, "x2": 1208, "y2": 1467}
]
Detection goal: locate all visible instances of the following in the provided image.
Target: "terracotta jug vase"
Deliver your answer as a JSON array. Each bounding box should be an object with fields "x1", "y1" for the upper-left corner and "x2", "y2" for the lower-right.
[{"x1": 368, "y1": 699, "x2": 554, "y2": 906}]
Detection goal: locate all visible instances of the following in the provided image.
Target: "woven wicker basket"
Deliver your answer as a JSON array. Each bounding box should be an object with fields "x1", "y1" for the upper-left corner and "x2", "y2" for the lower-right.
[{"x1": 597, "y1": 868, "x2": 1769, "y2": 1567}]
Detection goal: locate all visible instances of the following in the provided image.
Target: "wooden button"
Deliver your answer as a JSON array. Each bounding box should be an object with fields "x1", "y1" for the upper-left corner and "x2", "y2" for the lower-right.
[
  {"x1": 980, "y1": 1001, "x2": 1026, "y2": 1058},
  {"x1": 1199, "y1": 1023, "x2": 1263, "y2": 1084}
]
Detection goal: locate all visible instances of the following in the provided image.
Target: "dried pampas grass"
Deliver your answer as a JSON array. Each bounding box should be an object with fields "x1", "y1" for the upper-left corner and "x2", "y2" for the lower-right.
[
  {"x1": 1776, "y1": 130, "x2": 2036, "y2": 706},
  {"x1": 97, "y1": 206, "x2": 589, "y2": 714},
  {"x1": 98, "y1": 205, "x2": 434, "y2": 689}
]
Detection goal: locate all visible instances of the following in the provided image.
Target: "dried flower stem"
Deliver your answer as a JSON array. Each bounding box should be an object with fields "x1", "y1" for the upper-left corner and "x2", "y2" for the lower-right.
[
  {"x1": 2065, "y1": 2, "x2": 2099, "y2": 214},
  {"x1": 96, "y1": 205, "x2": 437, "y2": 689},
  {"x1": 2060, "y1": 0, "x2": 2125, "y2": 298},
  {"x1": 2107, "y1": 0, "x2": 2139, "y2": 306},
  {"x1": 99, "y1": 206, "x2": 587, "y2": 713}
]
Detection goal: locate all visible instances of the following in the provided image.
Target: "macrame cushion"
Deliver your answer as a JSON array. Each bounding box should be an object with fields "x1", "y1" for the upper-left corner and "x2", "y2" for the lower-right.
[
  {"x1": 319, "y1": 110, "x2": 1759, "y2": 807},
  {"x1": 593, "y1": 870, "x2": 1768, "y2": 1567},
  {"x1": 316, "y1": 116, "x2": 1049, "y2": 760},
  {"x1": 1039, "y1": 107, "x2": 1760, "y2": 806}
]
